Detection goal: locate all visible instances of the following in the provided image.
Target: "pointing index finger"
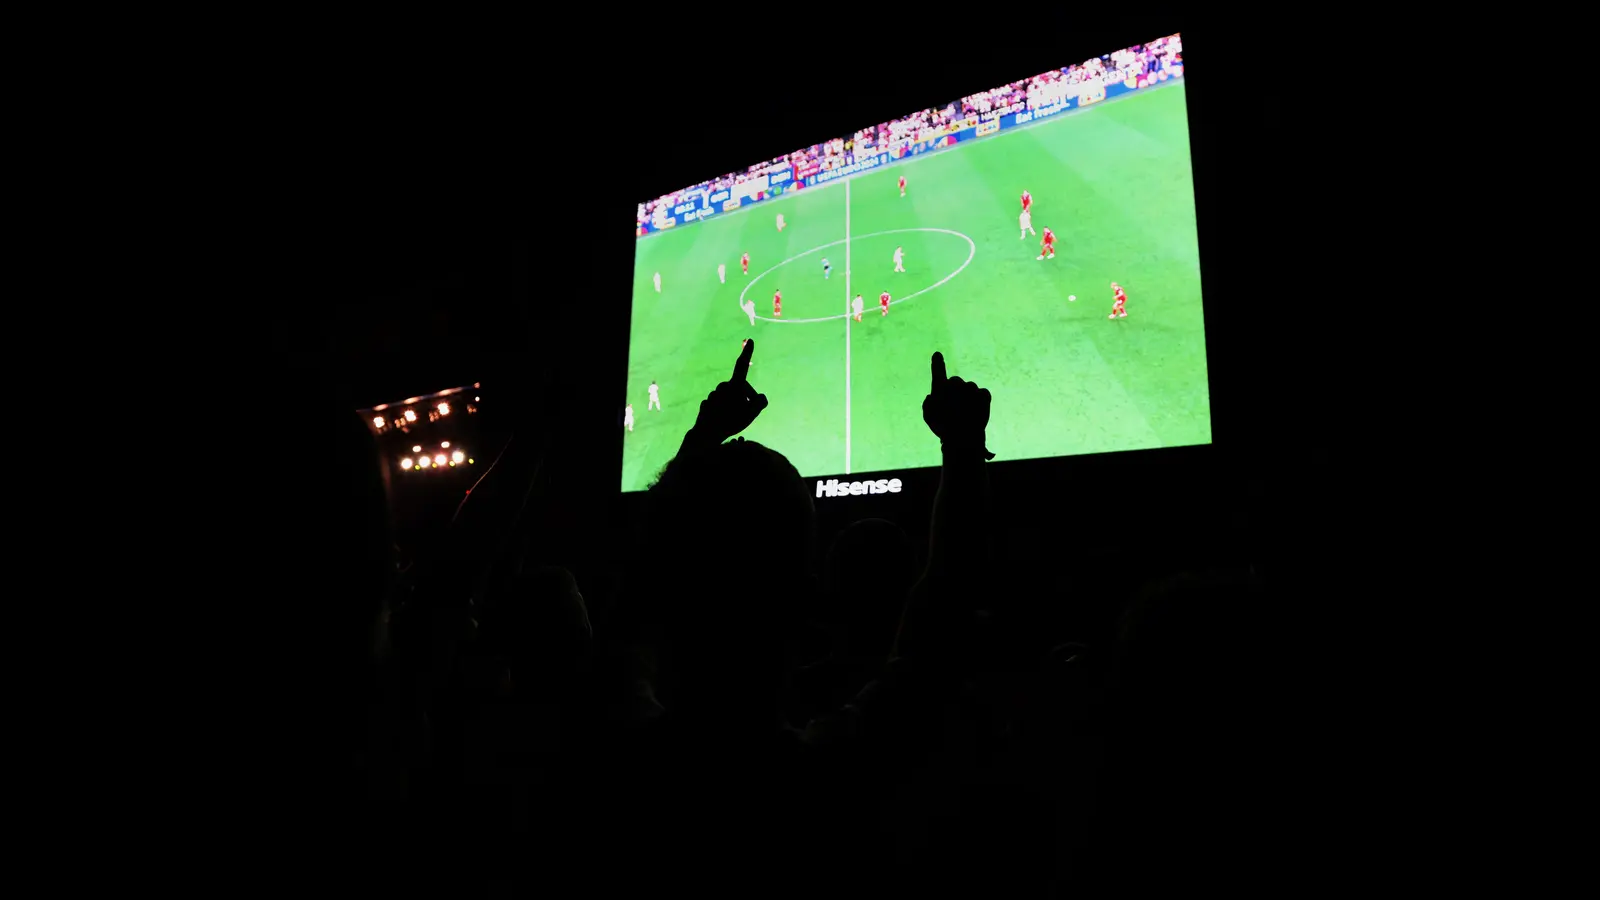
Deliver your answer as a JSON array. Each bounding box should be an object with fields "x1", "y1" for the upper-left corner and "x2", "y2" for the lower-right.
[
  {"x1": 930, "y1": 351, "x2": 947, "y2": 392},
  {"x1": 733, "y1": 338, "x2": 754, "y2": 383}
]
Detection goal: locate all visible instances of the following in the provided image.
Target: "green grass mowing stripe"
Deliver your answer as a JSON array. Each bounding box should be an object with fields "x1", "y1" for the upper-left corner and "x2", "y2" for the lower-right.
[
  {"x1": 850, "y1": 149, "x2": 1057, "y2": 468},
  {"x1": 874, "y1": 88, "x2": 1207, "y2": 457},
  {"x1": 847, "y1": 167, "x2": 972, "y2": 473},
  {"x1": 1022, "y1": 90, "x2": 1209, "y2": 447},
  {"x1": 1027, "y1": 169, "x2": 1204, "y2": 441},
  {"x1": 707, "y1": 187, "x2": 849, "y2": 481},
  {"x1": 846, "y1": 96, "x2": 1200, "y2": 467},
  {"x1": 625, "y1": 220, "x2": 722, "y2": 489},
  {"x1": 626, "y1": 208, "x2": 768, "y2": 488},
  {"x1": 624, "y1": 187, "x2": 857, "y2": 488}
]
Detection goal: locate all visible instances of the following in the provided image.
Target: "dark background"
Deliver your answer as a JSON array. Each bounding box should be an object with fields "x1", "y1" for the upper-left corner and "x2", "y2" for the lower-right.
[{"x1": 269, "y1": 11, "x2": 1346, "y2": 624}]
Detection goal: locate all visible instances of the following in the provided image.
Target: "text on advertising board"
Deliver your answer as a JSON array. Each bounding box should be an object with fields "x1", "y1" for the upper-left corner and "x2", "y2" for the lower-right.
[{"x1": 816, "y1": 477, "x2": 903, "y2": 498}]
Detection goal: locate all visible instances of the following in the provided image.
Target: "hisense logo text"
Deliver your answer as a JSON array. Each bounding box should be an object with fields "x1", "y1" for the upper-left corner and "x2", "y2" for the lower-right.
[{"x1": 816, "y1": 478, "x2": 902, "y2": 498}]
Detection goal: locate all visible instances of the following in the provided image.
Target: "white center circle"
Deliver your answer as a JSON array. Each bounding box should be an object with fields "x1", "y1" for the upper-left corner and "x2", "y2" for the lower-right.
[{"x1": 738, "y1": 227, "x2": 976, "y2": 323}]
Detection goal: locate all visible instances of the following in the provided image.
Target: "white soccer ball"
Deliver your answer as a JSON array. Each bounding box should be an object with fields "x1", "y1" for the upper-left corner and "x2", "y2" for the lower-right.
[{"x1": 1068, "y1": 295, "x2": 1076, "y2": 301}]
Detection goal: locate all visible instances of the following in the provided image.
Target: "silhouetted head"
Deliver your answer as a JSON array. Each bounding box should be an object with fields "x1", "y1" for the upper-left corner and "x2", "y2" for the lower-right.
[{"x1": 645, "y1": 438, "x2": 815, "y2": 706}]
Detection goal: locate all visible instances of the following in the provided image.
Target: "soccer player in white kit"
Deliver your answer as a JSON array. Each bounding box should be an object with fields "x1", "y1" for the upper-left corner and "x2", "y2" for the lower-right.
[
  {"x1": 718, "y1": 263, "x2": 726, "y2": 284},
  {"x1": 1020, "y1": 209, "x2": 1035, "y2": 239},
  {"x1": 776, "y1": 213, "x2": 786, "y2": 231},
  {"x1": 623, "y1": 403, "x2": 634, "y2": 432},
  {"x1": 648, "y1": 381, "x2": 660, "y2": 410},
  {"x1": 653, "y1": 272, "x2": 661, "y2": 292},
  {"x1": 852, "y1": 293, "x2": 864, "y2": 321},
  {"x1": 893, "y1": 246, "x2": 905, "y2": 273},
  {"x1": 741, "y1": 298, "x2": 757, "y2": 325}
]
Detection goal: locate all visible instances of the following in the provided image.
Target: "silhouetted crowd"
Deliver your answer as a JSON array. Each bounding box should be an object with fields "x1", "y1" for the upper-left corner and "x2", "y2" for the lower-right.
[
  {"x1": 637, "y1": 36, "x2": 1183, "y2": 229},
  {"x1": 270, "y1": 338, "x2": 1278, "y2": 897}
]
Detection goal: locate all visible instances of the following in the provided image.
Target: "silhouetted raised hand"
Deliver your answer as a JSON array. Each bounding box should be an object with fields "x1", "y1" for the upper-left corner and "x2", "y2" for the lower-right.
[
  {"x1": 886, "y1": 352, "x2": 995, "y2": 666},
  {"x1": 683, "y1": 338, "x2": 769, "y2": 451},
  {"x1": 921, "y1": 351, "x2": 995, "y2": 460}
]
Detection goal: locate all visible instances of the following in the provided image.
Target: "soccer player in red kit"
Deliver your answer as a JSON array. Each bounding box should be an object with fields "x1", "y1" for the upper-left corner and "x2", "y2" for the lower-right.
[
  {"x1": 1109, "y1": 281, "x2": 1128, "y2": 319},
  {"x1": 773, "y1": 289, "x2": 782, "y2": 318},
  {"x1": 1036, "y1": 227, "x2": 1056, "y2": 261},
  {"x1": 1021, "y1": 189, "x2": 1032, "y2": 212},
  {"x1": 899, "y1": 175, "x2": 906, "y2": 197},
  {"x1": 879, "y1": 290, "x2": 891, "y2": 316},
  {"x1": 742, "y1": 252, "x2": 750, "y2": 275}
]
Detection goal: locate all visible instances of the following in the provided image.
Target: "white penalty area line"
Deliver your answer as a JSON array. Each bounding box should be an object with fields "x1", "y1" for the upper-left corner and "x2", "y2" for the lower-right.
[{"x1": 738, "y1": 227, "x2": 976, "y2": 324}]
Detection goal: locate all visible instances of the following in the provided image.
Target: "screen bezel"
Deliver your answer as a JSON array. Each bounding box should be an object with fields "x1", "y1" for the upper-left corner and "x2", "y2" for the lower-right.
[{"x1": 617, "y1": 29, "x2": 1225, "y2": 499}]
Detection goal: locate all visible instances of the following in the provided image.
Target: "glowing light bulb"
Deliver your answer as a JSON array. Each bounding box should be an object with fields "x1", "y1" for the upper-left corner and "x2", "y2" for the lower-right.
[
  {"x1": 418, "y1": 456, "x2": 430, "y2": 467},
  {"x1": 412, "y1": 445, "x2": 422, "y2": 453},
  {"x1": 400, "y1": 458, "x2": 413, "y2": 470},
  {"x1": 441, "y1": 441, "x2": 450, "y2": 448},
  {"x1": 404, "y1": 409, "x2": 417, "y2": 422},
  {"x1": 438, "y1": 402, "x2": 451, "y2": 416},
  {"x1": 372, "y1": 416, "x2": 385, "y2": 429},
  {"x1": 468, "y1": 458, "x2": 475, "y2": 464},
  {"x1": 434, "y1": 454, "x2": 446, "y2": 466},
  {"x1": 451, "y1": 450, "x2": 464, "y2": 464}
]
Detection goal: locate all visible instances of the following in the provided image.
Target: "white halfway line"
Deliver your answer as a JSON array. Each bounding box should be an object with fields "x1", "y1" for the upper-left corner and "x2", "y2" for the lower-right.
[{"x1": 844, "y1": 179, "x2": 852, "y2": 475}]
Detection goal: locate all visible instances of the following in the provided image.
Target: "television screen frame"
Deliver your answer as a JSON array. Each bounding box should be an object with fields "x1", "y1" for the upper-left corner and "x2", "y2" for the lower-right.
[{"x1": 620, "y1": 33, "x2": 1208, "y2": 498}]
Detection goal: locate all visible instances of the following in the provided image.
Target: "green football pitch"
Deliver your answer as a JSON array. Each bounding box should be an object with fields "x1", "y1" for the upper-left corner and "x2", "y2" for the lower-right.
[{"x1": 624, "y1": 82, "x2": 1208, "y2": 492}]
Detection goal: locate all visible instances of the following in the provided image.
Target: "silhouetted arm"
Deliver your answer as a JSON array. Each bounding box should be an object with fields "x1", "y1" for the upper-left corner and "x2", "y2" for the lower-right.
[
  {"x1": 926, "y1": 433, "x2": 992, "y2": 583},
  {"x1": 806, "y1": 355, "x2": 994, "y2": 752},
  {"x1": 675, "y1": 338, "x2": 769, "y2": 458},
  {"x1": 892, "y1": 352, "x2": 993, "y2": 664}
]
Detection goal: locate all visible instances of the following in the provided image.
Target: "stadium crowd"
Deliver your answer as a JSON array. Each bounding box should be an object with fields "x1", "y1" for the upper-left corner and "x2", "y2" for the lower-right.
[
  {"x1": 636, "y1": 36, "x2": 1182, "y2": 230},
  {"x1": 272, "y1": 314, "x2": 1277, "y2": 894}
]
